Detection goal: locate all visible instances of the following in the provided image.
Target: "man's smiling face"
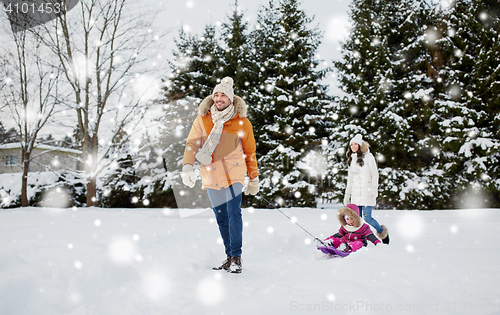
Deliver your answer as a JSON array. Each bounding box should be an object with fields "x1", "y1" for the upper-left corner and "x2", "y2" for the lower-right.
[{"x1": 213, "y1": 92, "x2": 231, "y2": 111}]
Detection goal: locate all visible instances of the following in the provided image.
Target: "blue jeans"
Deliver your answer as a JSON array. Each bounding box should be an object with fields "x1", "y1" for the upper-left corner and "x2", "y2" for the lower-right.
[
  {"x1": 359, "y1": 206, "x2": 383, "y2": 233},
  {"x1": 207, "y1": 183, "x2": 243, "y2": 257}
]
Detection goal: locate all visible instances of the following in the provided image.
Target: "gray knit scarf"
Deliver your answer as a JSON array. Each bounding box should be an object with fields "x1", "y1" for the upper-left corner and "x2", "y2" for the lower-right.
[{"x1": 195, "y1": 103, "x2": 235, "y2": 165}]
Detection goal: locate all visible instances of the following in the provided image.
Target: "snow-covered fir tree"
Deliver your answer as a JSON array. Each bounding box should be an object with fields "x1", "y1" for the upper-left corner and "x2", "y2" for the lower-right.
[
  {"x1": 158, "y1": 2, "x2": 258, "y2": 208},
  {"x1": 100, "y1": 154, "x2": 139, "y2": 208},
  {"x1": 334, "y1": 0, "x2": 500, "y2": 209},
  {"x1": 250, "y1": 0, "x2": 333, "y2": 207},
  {"x1": 432, "y1": 0, "x2": 500, "y2": 208},
  {"x1": 100, "y1": 127, "x2": 178, "y2": 208},
  {"x1": 165, "y1": 25, "x2": 223, "y2": 101},
  {"x1": 160, "y1": 0, "x2": 333, "y2": 207},
  {"x1": 219, "y1": 0, "x2": 258, "y2": 103},
  {"x1": 159, "y1": 24, "x2": 223, "y2": 203},
  {"x1": 326, "y1": 0, "x2": 391, "y2": 205},
  {"x1": 164, "y1": 0, "x2": 255, "y2": 103},
  {"x1": 332, "y1": 0, "x2": 449, "y2": 209},
  {"x1": 0, "y1": 121, "x2": 20, "y2": 144},
  {"x1": 98, "y1": 129, "x2": 140, "y2": 207},
  {"x1": 135, "y1": 131, "x2": 178, "y2": 208},
  {"x1": 156, "y1": 96, "x2": 200, "y2": 202}
]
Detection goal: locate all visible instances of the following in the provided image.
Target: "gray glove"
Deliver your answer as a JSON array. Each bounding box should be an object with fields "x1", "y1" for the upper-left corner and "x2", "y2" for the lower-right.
[
  {"x1": 245, "y1": 177, "x2": 259, "y2": 195},
  {"x1": 181, "y1": 164, "x2": 196, "y2": 188}
]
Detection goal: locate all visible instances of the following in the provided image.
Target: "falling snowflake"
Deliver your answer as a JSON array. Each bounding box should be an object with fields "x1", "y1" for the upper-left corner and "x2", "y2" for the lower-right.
[
  {"x1": 405, "y1": 244, "x2": 415, "y2": 253},
  {"x1": 73, "y1": 260, "x2": 83, "y2": 270},
  {"x1": 198, "y1": 277, "x2": 224, "y2": 305},
  {"x1": 108, "y1": 237, "x2": 137, "y2": 264},
  {"x1": 142, "y1": 271, "x2": 170, "y2": 301},
  {"x1": 396, "y1": 212, "x2": 424, "y2": 240}
]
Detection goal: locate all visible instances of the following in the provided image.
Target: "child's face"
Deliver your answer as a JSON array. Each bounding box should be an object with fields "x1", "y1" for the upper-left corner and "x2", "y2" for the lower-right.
[{"x1": 346, "y1": 216, "x2": 354, "y2": 226}]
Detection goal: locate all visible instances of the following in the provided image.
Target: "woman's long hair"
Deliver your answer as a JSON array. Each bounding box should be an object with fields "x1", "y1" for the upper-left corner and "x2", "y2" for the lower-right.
[{"x1": 347, "y1": 146, "x2": 364, "y2": 167}]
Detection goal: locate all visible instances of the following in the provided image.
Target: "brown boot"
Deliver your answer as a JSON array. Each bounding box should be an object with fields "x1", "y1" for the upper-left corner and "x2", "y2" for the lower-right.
[
  {"x1": 213, "y1": 256, "x2": 231, "y2": 271},
  {"x1": 229, "y1": 256, "x2": 242, "y2": 273}
]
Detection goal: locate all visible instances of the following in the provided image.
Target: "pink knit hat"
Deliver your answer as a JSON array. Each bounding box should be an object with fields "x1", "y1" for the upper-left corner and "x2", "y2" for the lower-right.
[
  {"x1": 338, "y1": 203, "x2": 362, "y2": 228},
  {"x1": 346, "y1": 203, "x2": 360, "y2": 217}
]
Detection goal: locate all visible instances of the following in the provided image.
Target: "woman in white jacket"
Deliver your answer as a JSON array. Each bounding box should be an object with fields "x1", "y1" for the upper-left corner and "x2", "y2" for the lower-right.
[{"x1": 344, "y1": 134, "x2": 389, "y2": 244}]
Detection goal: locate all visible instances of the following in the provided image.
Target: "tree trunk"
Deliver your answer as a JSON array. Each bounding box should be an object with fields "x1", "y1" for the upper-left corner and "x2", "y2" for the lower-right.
[
  {"x1": 86, "y1": 177, "x2": 97, "y2": 207},
  {"x1": 21, "y1": 150, "x2": 30, "y2": 207},
  {"x1": 85, "y1": 134, "x2": 99, "y2": 207}
]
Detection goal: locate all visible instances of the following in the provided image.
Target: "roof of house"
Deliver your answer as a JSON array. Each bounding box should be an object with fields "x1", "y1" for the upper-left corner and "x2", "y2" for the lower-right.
[{"x1": 0, "y1": 143, "x2": 81, "y2": 154}]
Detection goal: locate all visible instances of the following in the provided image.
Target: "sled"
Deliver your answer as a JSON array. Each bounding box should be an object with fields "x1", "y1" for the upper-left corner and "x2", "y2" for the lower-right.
[{"x1": 317, "y1": 245, "x2": 350, "y2": 257}]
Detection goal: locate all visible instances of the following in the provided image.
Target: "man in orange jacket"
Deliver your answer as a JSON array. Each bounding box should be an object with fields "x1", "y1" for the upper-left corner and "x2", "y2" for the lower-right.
[{"x1": 181, "y1": 77, "x2": 259, "y2": 273}]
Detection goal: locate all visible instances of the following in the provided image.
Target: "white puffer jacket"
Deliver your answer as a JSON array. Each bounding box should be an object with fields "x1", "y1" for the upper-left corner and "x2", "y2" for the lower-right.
[{"x1": 344, "y1": 142, "x2": 379, "y2": 206}]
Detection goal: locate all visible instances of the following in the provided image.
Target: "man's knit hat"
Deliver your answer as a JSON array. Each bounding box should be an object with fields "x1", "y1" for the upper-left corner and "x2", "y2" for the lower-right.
[{"x1": 212, "y1": 77, "x2": 234, "y2": 103}]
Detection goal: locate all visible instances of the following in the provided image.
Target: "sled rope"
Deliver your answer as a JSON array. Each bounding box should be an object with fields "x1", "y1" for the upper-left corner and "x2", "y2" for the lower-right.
[{"x1": 258, "y1": 195, "x2": 327, "y2": 246}]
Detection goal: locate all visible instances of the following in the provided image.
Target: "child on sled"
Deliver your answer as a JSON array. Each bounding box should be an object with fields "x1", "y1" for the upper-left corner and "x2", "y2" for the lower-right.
[{"x1": 323, "y1": 203, "x2": 381, "y2": 252}]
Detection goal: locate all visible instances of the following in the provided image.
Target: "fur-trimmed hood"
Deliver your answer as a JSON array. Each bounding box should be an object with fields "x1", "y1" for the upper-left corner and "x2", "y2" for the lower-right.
[
  {"x1": 198, "y1": 95, "x2": 248, "y2": 118},
  {"x1": 338, "y1": 205, "x2": 362, "y2": 229},
  {"x1": 360, "y1": 141, "x2": 370, "y2": 153}
]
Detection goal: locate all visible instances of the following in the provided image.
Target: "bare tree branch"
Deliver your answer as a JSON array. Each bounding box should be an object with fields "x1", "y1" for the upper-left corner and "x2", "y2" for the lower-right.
[
  {"x1": 0, "y1": 27, "x2": 62, "y2": 206},
  {"x1": 25, "y1": 0, "x2": 171, "y2": 206}
]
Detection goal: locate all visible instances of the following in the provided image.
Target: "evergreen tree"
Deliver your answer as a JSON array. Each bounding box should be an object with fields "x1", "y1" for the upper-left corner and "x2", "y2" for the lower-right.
[
  {"x1": 165, "y1": 25, "x2": 223, "y2": 101},
  {"x1": 432, "y1": 0, "x2": 500, "y2": 208},
  {"x1": 98, "y1": 128, "x2": 141, "y2": 208},
  {"x1": 220, "y1": 0, "x2": 258, "y2": 103},
  {"x1": 155, "y1": 96, "x2": 205, "y2": 208},
  {"x1": 0, "y1": 121, "x2": 20, "y2": 144},
  {"x1": 101, "y1": 154, "x2": 140, "y2": 208},
  {"x1": 332, "y1": 0, "x2": 445, "y2": 209},
  {"x1": 157, "y1": 2, "x2": 259, "y2": 208},
  {"x1": 164, "y1": 0, "x2": 256, "y2": 103},
  {"x1": 135, "y1": 132, "x2": 178, "y2": 208},
  {"x1": 60, "y1": 135, "x2": 75, "y2": 149},
  {"x1": 328, "y1": 0, "x2": 390, "y2": 205},
  {"x1": 158, "y1": 97, "x2": 200, "y2": 173},
  {"x1": 250, "y1": 0, "x2": 333, "y2": 207}
]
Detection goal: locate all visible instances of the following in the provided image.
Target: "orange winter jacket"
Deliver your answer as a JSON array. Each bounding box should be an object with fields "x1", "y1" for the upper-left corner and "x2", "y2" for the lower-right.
[{"x1": 183, "y1": 95, "x2": 259, "y2": 190}]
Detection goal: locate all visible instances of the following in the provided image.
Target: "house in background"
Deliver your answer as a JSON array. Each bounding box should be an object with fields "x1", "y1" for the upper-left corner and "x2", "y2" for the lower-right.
[{"x1": 0, "y1": 143, "x2": 82, "y2": 174}]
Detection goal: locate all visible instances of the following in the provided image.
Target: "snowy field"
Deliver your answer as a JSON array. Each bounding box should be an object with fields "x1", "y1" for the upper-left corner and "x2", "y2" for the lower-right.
[{"x1": 1, "y1": 206, "x2": 499, "y2": 315}]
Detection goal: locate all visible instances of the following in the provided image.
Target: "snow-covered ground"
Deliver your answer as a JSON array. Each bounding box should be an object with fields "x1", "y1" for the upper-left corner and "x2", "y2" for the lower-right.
[{"x1": 1, "y1": 206, "x2": 499, "y2": 315}]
